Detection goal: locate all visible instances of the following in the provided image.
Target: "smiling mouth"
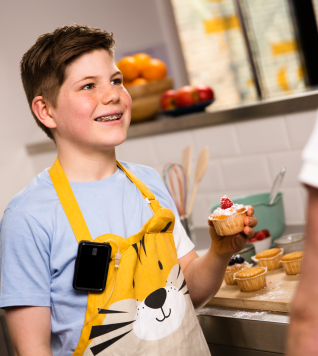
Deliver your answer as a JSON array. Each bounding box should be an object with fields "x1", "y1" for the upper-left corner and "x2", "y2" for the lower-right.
[
  {"x1": 94, "y1": 114, "x2": 122, "y2": 122},
  {"x1": 156, "y1": 308, "x2": 171, "y2": 322}
]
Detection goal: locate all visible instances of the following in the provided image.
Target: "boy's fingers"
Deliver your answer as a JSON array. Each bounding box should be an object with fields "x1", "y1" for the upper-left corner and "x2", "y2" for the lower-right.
[
  {"x1": 243, "y1": 226, "x2": 255, "y2": 238},
  {"x1": 246, "y1": 206, "x2": 255, "y2": 216},
  {"x1": 244, "y1": 216, "x2": 258, "y2": 227},
  {"x1": 235, "y1": 234, "x2": 249, "y2": 250}
]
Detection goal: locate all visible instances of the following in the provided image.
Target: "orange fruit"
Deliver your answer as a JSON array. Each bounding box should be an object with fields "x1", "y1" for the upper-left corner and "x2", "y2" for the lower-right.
[
  {"x1": 141, "y1": 58, "x2": 167, "y2": 81},
  {"x1": 123, "y1": 80, "x2": 133, "y2": 88},
  {"x1": 131, "y1": 77, "x2": 148, "y2": 86},
  {"x1": 133, "y1": 53, "x2": 151, "y2": 72},
  {"x1": 116, "y1": 56, "x2": 139, "y2": 81}
]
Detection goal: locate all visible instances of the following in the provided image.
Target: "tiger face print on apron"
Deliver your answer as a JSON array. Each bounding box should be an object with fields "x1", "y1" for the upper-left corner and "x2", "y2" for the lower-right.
[{"x1": 49, "y1": 158, "x2": 210, "y2": 356}]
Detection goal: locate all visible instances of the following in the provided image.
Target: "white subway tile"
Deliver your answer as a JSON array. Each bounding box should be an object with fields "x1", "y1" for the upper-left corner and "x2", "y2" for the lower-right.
[
  {"x1": 116, "y1": 137, "x2": 158, "y2": 166},
  {"x1": 281, "y1": 187, "x2": 305, "y2": 225},
  {"x1": 220, "y1": 155, "x2": 272, "y2": 190},
  {"x1": 30, "y1": 151, "x2": 58, "y2": 176},
  {"x1": 267, "y1": 150, "x2": 302, "y2": 187},
  {"x1": 151, "y1": 131, "x2": 194, "y2": 165},
  {"x1": 192, "y1": 124, "x2": 240, "y2": 158},
  {"x1": 285, "y1": 110, "x2": 317, "y2": 149},
  {"x1": 0, "y1": 150, "x2": 34, "y2": 217},
  {"x1": 191, "y1": 193, "x2": 211, "y2": 227},
  {"x1": 235, "y1": 116, "x2": 290, "y2": 154},
  {"x1": 299, "y1": 185, "x2": 308, "y2": 219},
  {"x1": 197, "y1": 160, "x2": 224, "y2": 194}
]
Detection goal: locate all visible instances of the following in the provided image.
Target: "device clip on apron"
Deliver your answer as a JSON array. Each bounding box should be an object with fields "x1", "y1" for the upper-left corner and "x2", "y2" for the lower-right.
[{"x1": 49, "y1": 158, "x2": 210, "y2": 356}]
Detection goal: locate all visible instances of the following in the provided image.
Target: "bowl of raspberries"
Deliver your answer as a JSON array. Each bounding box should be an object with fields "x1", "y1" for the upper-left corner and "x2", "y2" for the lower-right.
[{"x1": 247, "y1": 229, "x2": 271, "y2": 254}]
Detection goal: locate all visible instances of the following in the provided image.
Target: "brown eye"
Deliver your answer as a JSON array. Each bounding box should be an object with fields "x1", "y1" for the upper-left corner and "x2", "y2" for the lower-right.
[{"x1": 111, "y1": 78, "x2": 122, "y2": 85}]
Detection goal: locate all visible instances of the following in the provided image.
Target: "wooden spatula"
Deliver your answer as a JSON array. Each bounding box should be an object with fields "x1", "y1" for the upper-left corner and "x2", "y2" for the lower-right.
[
  {"x1": 186, "y1": 147, "x2": 210, "y2": 216},
  {"x1": 181, "y1": 145, "x2": 193, "y2": 182}
]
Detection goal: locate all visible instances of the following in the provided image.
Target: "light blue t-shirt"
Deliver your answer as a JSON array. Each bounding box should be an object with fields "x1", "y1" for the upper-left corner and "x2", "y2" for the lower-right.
[{"x1": 0, "y1": 162, "x2": 194, "y2": 356}]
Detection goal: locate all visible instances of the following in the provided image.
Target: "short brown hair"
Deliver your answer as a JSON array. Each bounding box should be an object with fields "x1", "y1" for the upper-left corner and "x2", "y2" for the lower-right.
[{"x1": 20, "y1": 25, "x2": 115, "y2": 140}]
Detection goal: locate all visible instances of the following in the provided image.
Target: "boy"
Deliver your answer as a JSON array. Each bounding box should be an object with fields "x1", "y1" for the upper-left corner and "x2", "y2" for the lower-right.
[{"x1": 0, "y1": 25, "x2": 257, "y2": 356}]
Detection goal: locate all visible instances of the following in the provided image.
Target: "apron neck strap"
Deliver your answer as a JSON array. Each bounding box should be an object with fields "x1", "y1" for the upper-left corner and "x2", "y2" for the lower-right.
[
  {"x1": 116, "y1": 161, "x2": 162, "y2": 214},
  {"x1": 49, "y1": 158, "x2": 93, "y2": 243},
  {"x1": 49, "y1": 158, "x2": 162, "y2": 243}
]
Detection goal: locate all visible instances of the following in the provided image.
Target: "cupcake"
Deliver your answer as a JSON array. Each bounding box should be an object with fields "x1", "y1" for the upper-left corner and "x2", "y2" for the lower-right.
[
  {"x1": 234, "y1": 267, "x2": 267, "y2": 292},
  {"x1": 209, "y1": 195, "x2": 247, "y2": 236},
  {"x1": 224, "y1": 254, "x2": 252, "y2": 285},
  {"x1": 280, "y1": 251, "x2": 304, "y2": 275},
  {"x1": 252, "y1": 248, "x2": 283, "y2": 270}
]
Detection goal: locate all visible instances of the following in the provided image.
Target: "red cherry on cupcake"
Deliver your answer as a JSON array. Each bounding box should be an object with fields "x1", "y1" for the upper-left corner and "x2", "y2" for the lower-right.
[{"x1": 220, "y1": 195, "x2": 233, "y2": 209}]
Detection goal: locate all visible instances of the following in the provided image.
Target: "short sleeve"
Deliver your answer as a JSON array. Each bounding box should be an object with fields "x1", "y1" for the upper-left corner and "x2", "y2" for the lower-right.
[
  {"x1": 0, "y1": 208, "x2": 51, "y2": 308},
  {"x1": 173, "y1": 219, "x2": 195, "y2": 259},
  {"x1": 299, "y1": 113, "x2": 318, "y2": 188}
]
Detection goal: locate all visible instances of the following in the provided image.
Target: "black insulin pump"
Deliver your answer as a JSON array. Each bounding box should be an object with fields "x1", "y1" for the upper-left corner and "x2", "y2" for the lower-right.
[{"x1": 73, "y1": 241, "x2": 112, "y2": 293}]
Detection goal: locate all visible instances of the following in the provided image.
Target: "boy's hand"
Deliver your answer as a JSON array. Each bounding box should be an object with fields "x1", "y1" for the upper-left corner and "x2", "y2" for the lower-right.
[{"x1": 207, "y1": 206, "x2": 257, "y2": 259}]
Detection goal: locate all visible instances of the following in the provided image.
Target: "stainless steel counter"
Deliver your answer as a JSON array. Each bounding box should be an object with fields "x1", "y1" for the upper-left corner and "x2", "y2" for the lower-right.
[
  {"x1": 196, "y1": 306, "x2": 289, "y2": 355},
  {"x1": 193, "y1": 225, "x2": 304, "y2": 355}
]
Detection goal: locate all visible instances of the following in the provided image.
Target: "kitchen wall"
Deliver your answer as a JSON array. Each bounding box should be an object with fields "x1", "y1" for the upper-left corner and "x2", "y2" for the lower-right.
[
  {"x1": 30, "y1": 108, "x2": 317, "y2": 228},
  {"x1": 0, "y1": 0, "x2": 316, "y2": 227},
  {"x1": 0, "y1": 0, "x2": 187, "y2": 218},
  {"x1": 102, "y1": 109, "x2": 317, "y2": 227}
]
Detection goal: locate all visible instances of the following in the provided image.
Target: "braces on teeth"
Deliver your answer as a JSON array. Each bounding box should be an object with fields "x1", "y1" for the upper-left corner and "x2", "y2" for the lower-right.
[{"x1": 95, "y1": 114, "x2": 122, "y2": 122}]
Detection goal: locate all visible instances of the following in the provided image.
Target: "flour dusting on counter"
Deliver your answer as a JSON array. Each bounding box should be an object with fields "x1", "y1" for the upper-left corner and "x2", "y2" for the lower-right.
[{"x1": 252, "y1": 282, "x2": 294, "y2": 301}]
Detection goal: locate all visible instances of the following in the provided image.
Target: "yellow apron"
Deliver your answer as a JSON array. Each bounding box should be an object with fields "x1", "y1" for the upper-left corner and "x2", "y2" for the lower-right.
[{"x1": 49, "y1": 158, "x2": 210, "y2": 356}]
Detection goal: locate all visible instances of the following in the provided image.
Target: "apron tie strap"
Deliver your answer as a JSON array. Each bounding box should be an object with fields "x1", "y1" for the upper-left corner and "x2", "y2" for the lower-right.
[{"x1": 49, "y1": 158, "x2": 93, "y2": 243}]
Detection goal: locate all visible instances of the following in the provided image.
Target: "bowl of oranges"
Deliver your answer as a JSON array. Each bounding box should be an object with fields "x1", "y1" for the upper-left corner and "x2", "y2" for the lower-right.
[{"x1": 116, "y1": 53, "x2": 173, "y2": 122}]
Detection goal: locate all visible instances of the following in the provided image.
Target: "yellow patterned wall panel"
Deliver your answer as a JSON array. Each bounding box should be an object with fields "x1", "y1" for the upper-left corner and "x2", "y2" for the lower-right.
[
  {"x1": 204, "y1": 15, "x2": 239, "y2": 34},
  {"x1": 271, "y1": 41, "x2": 297, "y2": 56}
]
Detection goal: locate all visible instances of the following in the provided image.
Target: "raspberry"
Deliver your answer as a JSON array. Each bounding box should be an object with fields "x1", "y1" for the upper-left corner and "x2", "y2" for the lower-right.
[
  {"x1": 262, "y1": 229, "x2": 270, "y2": 237},
  {"x1": 220, "y1": 195, "x2": 233, "y2": 209},
  {"x1": 256, "y1": 231, "x2": 266, "y2": 241}
]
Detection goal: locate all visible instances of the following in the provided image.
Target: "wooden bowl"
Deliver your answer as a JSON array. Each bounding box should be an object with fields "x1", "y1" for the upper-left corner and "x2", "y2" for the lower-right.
[{"x1": 126, "y1": 77, "x2": 173, "y2": 122}]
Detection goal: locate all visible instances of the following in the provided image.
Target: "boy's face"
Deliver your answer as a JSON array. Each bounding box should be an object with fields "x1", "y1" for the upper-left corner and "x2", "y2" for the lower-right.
[{"x1": 50, "y1": 49, "x2": 131, "y2": 153}]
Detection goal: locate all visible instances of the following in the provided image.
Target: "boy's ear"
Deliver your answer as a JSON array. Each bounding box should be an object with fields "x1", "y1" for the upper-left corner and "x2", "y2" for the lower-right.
[{"x1": 32, "y1": 96, "x2": 57, "y2": 129}]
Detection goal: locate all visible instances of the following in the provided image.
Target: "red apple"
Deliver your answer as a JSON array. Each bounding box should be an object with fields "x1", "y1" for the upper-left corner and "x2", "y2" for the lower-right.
[
  {"x1": 194, "y1": 84, "x2": 214, "y2": 102},
  {"x1": 160, "y1": 90, "x2": 177, "y2": 110},
  {"x1": 175, "y1": 86, "x2": 199, "y2": 107}
]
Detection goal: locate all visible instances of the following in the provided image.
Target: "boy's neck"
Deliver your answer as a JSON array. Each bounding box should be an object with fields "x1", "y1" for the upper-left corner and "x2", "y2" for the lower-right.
[{"x1": 56, "y1": 144, "x2": 118, "y2": 183}]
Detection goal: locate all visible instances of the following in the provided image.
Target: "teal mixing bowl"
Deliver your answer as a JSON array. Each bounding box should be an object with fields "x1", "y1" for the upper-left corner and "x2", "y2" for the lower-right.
[{"x1": 209, "y1": 192, "x2": 285, "y2": 241}]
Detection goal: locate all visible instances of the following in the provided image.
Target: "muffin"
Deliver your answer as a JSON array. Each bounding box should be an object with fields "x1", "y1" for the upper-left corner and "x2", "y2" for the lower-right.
[
  {"x1": 209, "y1": 195, "x2": 247, "y2": 236},
  {"x1": 280, "y1": 251, "x2": 304, "y2": 275},
  {"x1": 224, "y1": 254, "x2": 252, "y2": 285},
  {"x1": 252, "y1": 248, "x2": 283, "y2": 270},
  {"x1": 234, "y1": 267, "x2": 267, "y2": 292}
]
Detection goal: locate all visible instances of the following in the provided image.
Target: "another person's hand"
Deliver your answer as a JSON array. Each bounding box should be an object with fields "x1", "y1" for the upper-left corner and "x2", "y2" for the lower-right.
[{"x1": 207, "y1": 206, "x2": 257, "y2": 258}]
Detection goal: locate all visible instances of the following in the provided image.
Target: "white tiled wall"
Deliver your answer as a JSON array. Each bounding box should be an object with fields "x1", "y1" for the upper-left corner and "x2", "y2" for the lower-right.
[
  {"x1": 3, "y1": 109, "x2": 316, "y2": 227},
  {"x1": 116, "y1": 109, "x2": 318, "y2": 227}
]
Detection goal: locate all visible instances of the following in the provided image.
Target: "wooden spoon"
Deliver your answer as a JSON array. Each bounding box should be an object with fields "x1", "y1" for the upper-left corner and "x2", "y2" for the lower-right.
[
  {"x1": 181, "y1": 145, "x2": 193, "y2": 182},
  {"x1": 187, "y1": 147, "x2": 210, "y2": 216}
]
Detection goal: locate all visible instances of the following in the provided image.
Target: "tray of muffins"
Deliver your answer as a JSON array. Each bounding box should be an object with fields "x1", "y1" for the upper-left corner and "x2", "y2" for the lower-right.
[{"x1": 207, "y1": 195, "x2": 304, "y2": 313}]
